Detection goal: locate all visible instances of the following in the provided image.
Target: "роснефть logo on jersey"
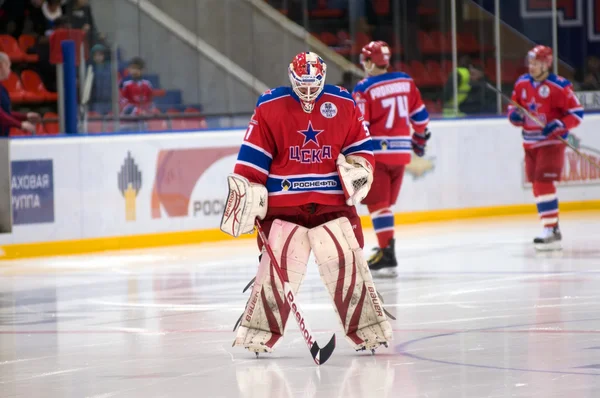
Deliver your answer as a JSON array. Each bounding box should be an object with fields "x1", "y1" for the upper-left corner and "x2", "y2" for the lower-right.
[
  {"x1": 290, "y1": 121, "x2": 333, "y2": 164},
  {"x1": 118, "y1": 152, "x2": 142, "y2": 222}
]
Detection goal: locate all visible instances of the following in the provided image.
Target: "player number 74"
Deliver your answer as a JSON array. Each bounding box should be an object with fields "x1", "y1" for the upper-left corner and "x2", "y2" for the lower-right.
[{"x1": 381, "y1": 95, "x2": 410, "y2": 129}]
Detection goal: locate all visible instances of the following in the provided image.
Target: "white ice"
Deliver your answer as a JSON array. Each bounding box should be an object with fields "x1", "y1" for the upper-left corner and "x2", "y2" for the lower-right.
[{"x1": 1, "y1": 211, "x2": 600, "y2": 397}]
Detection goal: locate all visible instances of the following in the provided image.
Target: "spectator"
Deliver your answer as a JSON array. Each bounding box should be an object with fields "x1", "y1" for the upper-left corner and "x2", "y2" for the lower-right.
[
  {"x1": 458, "y1": 65, "x2": 498, "y2": 115},
  {"x1": 41, "y1": 0, "x2": 63, "y2": 35},
  {"x1": 26, "y1": 16, "x2": 70, "y2": 92},
  {"x1": 66, "y1": 0, "x2": 101, "y2": 45},
  {"x1": 575, "y1": 56, "x2": 600, "y2": 91},
  {"x1": 89, "y1": 44, "x2": 112, "y2": 111},
  {"x1": 119, "y1": 57, "x2": 155, "y2": 116},
  {"x1": 442, "y1": 55, "x2": 473, "y2": 117},
  {"x1": 0, "y1": 0, "x2": 27, "y2": 38},
  {"x1": 0, "y1": 52, "x2": 41, "y2": 136}
]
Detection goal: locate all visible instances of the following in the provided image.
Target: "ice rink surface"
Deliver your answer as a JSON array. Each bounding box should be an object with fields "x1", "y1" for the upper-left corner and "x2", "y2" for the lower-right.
[{"x1": 1, "y1": 211, "x2": 600, "y2": 398}]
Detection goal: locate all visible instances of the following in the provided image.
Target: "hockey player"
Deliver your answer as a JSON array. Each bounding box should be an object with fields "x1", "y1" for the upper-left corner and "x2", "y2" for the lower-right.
[
  {"x1": 508, "y1": 45, "x2": 584, "y2": 250},
  {"x1": 220, "y1": 52, "x2": 393, "y2": 355},
  {"x1": 352, "y1": 41, "x2": 431, "y2": 277}
]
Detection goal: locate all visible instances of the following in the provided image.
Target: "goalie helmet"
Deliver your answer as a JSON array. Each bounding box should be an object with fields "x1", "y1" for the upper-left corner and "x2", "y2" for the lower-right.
[
  {"x1": 288, "y1": 52, "x2": 327, "y2": 113},
  {"x1": 360, "y1": 41, "x2": 391, "y2": 75},
  {"x1": 527, "y1": 45, "x2": 553, "y2": 69}
]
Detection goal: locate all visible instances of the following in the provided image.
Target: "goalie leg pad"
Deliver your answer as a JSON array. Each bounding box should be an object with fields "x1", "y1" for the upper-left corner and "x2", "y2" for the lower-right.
[
  {"x1": 308, "y1": 217, "x2": 393, "y2": 351},
  {"x1": 234, "y1": 220, "x2": 311, "y2": 353}
]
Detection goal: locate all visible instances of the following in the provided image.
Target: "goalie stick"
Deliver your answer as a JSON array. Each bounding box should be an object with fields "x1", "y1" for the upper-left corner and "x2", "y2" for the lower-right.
[
  {"x1": 254, "y1": 220, "x2": 336, "y2": 366},
  {"x1": 486, "y1": 82, "x2": 600, "y2": 172}
]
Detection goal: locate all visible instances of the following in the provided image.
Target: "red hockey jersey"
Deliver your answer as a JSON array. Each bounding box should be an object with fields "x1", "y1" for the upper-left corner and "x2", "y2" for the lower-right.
[
  {"x1": 233, "y1": 85, "x2": 374, "y2": 208},
  {"x1": 352, "y1": 72, "x2": 429, "y2": 165},
  {"x1": 509, "y1": 73, "x2": 583, "y2": 148},
  {"x1": 119, "y1": 77, "x2": 154, "y2": 115}
]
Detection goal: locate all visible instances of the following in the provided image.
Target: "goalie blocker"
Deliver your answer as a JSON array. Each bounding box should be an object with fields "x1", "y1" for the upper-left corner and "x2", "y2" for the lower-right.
[{"x1": 233, "y1": 217, "x2": 392, "y2": 354}]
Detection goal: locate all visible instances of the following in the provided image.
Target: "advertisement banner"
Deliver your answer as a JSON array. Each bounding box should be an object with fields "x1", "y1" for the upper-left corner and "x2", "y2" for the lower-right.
[
  {"x1": 11, "y1": 159, "x2": 54, "y2": 225},
  {"x1": 0, "y1": 115, "x2": 598, "y2": 247}
]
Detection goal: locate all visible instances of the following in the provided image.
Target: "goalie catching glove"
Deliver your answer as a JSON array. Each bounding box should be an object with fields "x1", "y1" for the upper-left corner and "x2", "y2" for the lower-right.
[
  {"x1": 220, "y1": 174, "x2": 268, "y2": 237},
  {"x1": 337, "y1": 154, "x2": 374, "y2": 206}
]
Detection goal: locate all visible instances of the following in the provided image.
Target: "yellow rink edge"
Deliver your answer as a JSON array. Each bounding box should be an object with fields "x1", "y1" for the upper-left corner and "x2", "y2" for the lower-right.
[{"x1": 1, "y1": 200, "x2": 598, "y2": 260}]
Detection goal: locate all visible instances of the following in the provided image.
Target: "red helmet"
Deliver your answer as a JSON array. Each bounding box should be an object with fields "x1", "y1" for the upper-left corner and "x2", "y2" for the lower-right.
[
  {"x1": 361, "y1": 41, "x2": 391, "y2": 70},
  {"x1": 527, "y1": 45, "x2": 553, "y2": 68}
]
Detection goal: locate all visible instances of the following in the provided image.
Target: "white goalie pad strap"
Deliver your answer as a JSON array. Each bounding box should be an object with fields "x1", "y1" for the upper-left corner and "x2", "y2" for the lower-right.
[
  {"x1": 234, "y1": 220, "x2": 311, "y2": 352},
  {"x1": 308, "y1": 217, "x2": 393, "y2": 350},
  {"x1": 220, "y1": 174, "x2": 268, "y2": 237},
  {"x1": 336, "y1": 154, "x2": 374, "y2": 206}
]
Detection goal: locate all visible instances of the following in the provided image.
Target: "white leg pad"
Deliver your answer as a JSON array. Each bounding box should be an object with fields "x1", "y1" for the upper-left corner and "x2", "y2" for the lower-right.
[
  {"x1": 234, "y1": 220, "x2": 311, "y2": 353},
  {"x1": 308, "y1": 217, "x2": 393, "y2": 351}
]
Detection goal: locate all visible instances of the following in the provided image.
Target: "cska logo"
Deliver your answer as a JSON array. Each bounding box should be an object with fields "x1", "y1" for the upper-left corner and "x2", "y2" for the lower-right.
[{"x1": 289, "y1": 121, "x2": 333, "y2": 164}]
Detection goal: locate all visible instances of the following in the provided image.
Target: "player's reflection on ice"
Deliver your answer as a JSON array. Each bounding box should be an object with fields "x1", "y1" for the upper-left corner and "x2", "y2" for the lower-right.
[{"x1": 234, "y1": 358, "x2": 400, "y2": 398}]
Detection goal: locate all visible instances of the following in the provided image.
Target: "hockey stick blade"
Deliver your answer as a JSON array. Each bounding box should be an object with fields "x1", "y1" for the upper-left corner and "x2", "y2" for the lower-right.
[
  {"x1": 310, "y1": 334, "x2": 336, "y2": 365},
  {"x1": 255, "y1": 220, "x2": 336, "y2": 365}
]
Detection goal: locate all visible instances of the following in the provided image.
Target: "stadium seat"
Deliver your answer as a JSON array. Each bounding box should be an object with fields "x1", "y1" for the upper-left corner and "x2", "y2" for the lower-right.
[
  {"x1": 320, "y1": 32, "x2": 338, "y2": 46},
  {"x1": 425, "y1": 61, "x2": 445, "y2": 86},
  {"x1": 42, "y1": 112, "x2": 60, "y2": 135},
  {"x1": 351, "y1": 32, "x2": 372, "y2": 55},
  {"x1": 457, "y1": 32, "x2": 481, "y2": 53},
  {"x1": 2, "y1": 72, "x2": 26, "y2": 103},
  {"x1": 9, "y1": 128, "x2": 30, "y2": 137},
  {"x1": 410, "y1": 61, "x2": 429, "y2": 86},
  {"x1": 310, "y1": 0, "x2": 344, "y2": 18},
  {"x1": 184, "y1": 107, "x2": 207, "y2": 130},
  {"x1": 0, "y1": 35, "x2": 38, "y2": 63},
  {"x1": 21, "y1": 70, "x2": 58, "y2": 102},
  {"x1": 147, "y1": 109, "x2": 167, "y2": 131},
  {"x1": 393, "y1": 61, "x2": 411, "y2": 74},
  {"x1": 166, "y1": 109, "x2": 186, "y2": 130},
  {"x1": 86, "y1": 111, "x2": 104, "y2": 133},
  {"x1": 429, "y1": 31, "x2": 450, "y2": 53},
  {"x1": 418, "y1": 31, "x2": 438, "y2": 54},
  {"x1": 18, "y1": 34, "x2": 36, "y2": 53}
]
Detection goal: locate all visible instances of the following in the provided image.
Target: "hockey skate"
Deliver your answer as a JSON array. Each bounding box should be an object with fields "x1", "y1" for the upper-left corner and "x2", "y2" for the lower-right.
[
  {"x1": 533, "y1": 226, "x2": 562, "y2": 251},
  {"x1": 368, "y1": 239, "x2": 398, "y2": 278}
]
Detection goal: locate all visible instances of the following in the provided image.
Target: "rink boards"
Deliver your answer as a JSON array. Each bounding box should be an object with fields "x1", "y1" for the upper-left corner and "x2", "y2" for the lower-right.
[{"x1": 1, "y1": 115, "x2": 599, "y2": 258}]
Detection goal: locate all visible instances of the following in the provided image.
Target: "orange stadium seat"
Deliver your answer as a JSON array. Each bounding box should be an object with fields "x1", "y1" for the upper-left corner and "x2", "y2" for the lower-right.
[
  {"x1": 21, "y1": 70, "x2": 58, "y2": 102},
  {"x1": 18, "y1": 34, "x2": 36, "y2": 53},
  {"x1": 42, "y1": 112, "x2": 60, "y2": 135},
  {"x1": 0, "y1": 35, "x2": 38, "y2": 63}
]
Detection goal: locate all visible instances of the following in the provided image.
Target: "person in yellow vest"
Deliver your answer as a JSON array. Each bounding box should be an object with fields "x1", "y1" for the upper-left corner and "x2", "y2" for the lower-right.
[{"x1": 442, "y1": 55, "x2": 473, "y2": 117}]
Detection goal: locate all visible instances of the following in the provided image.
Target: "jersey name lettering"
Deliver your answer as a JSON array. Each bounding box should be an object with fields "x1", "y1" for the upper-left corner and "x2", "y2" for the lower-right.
[{"x1": 370, "y1": 82, "x2": 411, "y2": 100}]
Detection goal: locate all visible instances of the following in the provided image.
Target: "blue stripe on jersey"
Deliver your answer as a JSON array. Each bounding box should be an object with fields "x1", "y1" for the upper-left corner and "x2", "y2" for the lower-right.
[
  {"x1": 322, "y1": 84, "x2": 354, "y2": 102},
  {"x1": 266, "y1": 174, "x2": 342, "y2": 194},
  {"x1": 256, "y1": 86, "x2": 291, "y2": 107},
  {"x1": 372, "y1": 214, "x2": 394, "y2": 231},
  {"x1": 353, "y1": 72, "x2": 413, "y2": 94},
  {"x1": 342, "y1": 139, "x2": 373, "y2": 156},
  {"x1": 570, "y1": 110, "x2": 584, "y2": 120},
  {"x1": 237, "y1": 144, "x2": 272, "y2": 172},
  {"x1": 371, "y1": 137, "x2": 412, "y2": 152},
  {"x1": 547, "y1": 73, "x2": 572, "y2": 88},
  {"x1": 537, "y1": 198, "x2": 558, "y2": 214},
  {"x1": 411, "y1": 107, "x2": 429, "y2": 123}
]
